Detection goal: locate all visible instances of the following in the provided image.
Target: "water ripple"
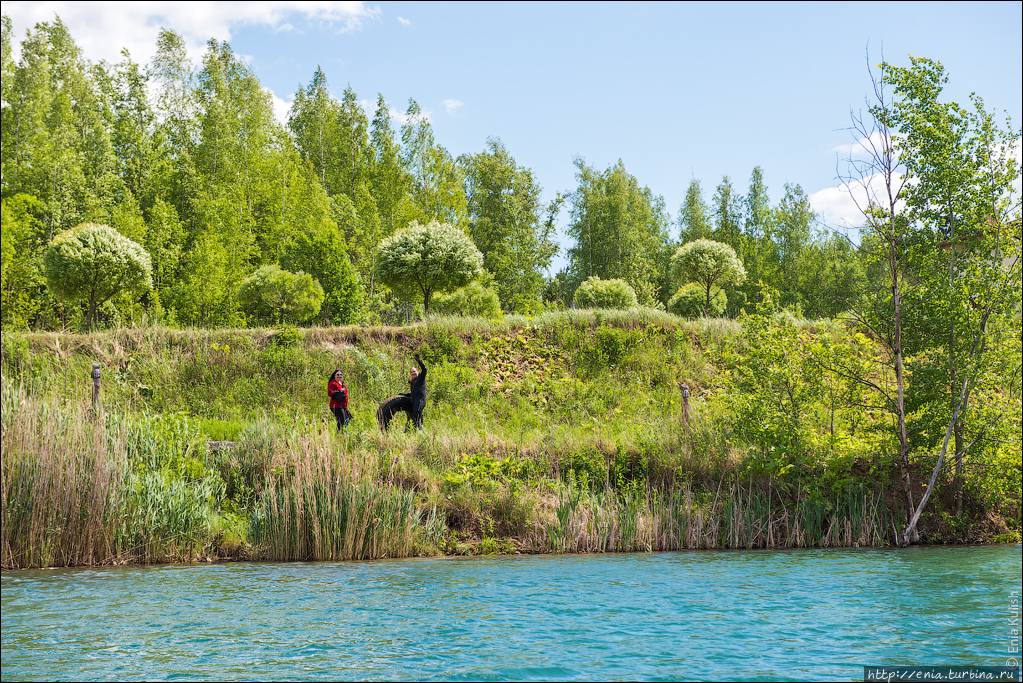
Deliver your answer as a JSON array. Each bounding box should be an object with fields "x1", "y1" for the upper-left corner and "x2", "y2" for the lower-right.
[{"x1": 3, "y1": 546, "x2": 1021, "y2": 681}]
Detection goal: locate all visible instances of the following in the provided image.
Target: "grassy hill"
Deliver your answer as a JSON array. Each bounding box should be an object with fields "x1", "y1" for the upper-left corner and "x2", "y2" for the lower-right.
[{"x1": 2, "y1": 309, "x2": 1019, "y2": 569}]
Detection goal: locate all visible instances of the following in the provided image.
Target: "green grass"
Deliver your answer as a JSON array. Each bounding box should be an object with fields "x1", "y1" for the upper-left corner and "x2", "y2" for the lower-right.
[{"x1": 1, "y1": 309, "x2": 1018, "y2": 568}]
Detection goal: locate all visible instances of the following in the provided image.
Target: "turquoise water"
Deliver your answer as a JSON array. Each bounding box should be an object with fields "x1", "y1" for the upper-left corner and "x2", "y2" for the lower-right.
[{"x1": 2, "y1": 546, "x2": 1021, "y2": 681}]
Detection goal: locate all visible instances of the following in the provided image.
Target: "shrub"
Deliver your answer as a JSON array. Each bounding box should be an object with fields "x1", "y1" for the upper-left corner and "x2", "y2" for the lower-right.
[
  {"x1": 238, "y1": 265, "x2": 324, "y2": 325},
  {"x1": 669, "y1": 283, "x2": 726, "y2": 318},
  {"x1": 573, "y1": 276, "x2": 638, "y2": 309},
  {"x1": 432, "y1": 282, "x2": 501, "y2": 318}
]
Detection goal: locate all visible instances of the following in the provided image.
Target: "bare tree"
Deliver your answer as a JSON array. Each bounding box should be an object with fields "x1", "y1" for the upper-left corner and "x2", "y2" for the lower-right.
[{"x1": 836, "y1": 60, "x2": 919, "y2": 543}]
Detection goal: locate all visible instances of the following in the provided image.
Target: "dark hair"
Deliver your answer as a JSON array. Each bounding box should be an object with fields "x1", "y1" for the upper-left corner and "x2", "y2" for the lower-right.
[{"x1": 327, "y1": 368, "x2": 344, "y2": 389}]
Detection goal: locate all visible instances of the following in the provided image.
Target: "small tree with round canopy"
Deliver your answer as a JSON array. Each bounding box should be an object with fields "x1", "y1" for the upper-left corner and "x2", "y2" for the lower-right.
[
  {"x1": 375, "y1": 220, "x2": 484, "y2": 315},
  {"x1": 670, "y1": 239, "x2": 746, "y2": 316},
  {"x1": 42, "y1": 222, "x2": 153, "y2": 332}
]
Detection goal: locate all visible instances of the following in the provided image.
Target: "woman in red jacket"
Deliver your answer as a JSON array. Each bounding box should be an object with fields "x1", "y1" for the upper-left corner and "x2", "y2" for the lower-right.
[{"x1": 327, "y1": 369, "x2": 351, "y2": 431}]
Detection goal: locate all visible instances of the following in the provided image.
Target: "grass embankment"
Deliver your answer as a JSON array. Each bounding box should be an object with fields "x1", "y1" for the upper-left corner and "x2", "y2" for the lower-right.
[{"x1": 2, "y1": 309, "x2": 1019, "y2": 569}]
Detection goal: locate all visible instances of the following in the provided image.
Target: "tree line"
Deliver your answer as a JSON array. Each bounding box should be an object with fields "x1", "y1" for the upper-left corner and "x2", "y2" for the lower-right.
[
  {"x1": 0, "y1": 17, "x2": 874, "y2": 330},
  {"x1": 2, "y1": 19, "x2": 1017, "y2": 335}
]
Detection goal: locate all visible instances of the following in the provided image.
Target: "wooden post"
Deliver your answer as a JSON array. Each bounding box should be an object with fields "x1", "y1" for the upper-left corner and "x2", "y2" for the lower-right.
[
  {"x1": 679, "y1": 382, "x2": 691, "y2": 429},
  {"x1": 91, "y1": 363, "x2": 101, "y2": 412}
]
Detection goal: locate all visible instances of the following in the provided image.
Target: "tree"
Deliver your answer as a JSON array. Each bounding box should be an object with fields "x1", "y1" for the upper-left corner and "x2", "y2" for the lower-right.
[
  {"x1": 743, "y1": 166, "x2": 773, "y2": 304},
  {"x1": 573, "y1": 276, "x2": 638, "y2": 309},
  {"x1": 712, "y1": 175, "x2": 744, "y2": 250},
  {"x1": 837, "y1": 60, "x2": 919, "y2": 542},
  {"x1": 770, "y1": 182, "x2": 816, "y2": 310},
  {"x1": 879, "y1": 57, "x2": 1022, "y2": 532},
  {"x1": 280, "y1": 224, "x2": 365, "y2": 325},
  {"x1": 42, "y1": 223, "x2": 152, "y2": 331},
  {"x1": 679, "y1": 178, "x2": 712, "y2": 243},
  {"x1": 461, "y1": 137, "x2": 559, "y2": 312},
  {"x1": 565, "y1": 158, "x2": 670, "y2": 305},
  {"x1": 375, "y1": 220, "x2": 484, "y2": 314},
  {"x1": 670, "y1": 239, "x2": 747, "y2": 316},
  {"x1": 237, "y1": 265, "x2": 324, "y2": 325}
]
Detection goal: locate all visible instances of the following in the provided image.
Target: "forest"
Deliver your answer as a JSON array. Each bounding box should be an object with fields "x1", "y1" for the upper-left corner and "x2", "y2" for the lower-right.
[{"x1": 3, "y1": 17, "x2": 868, "y2": 330}]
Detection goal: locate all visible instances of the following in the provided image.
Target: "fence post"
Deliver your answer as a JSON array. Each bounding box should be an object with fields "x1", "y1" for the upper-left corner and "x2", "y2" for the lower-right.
[
  {"x1": 91, "y1": 363, "x2": 101, "y2": 413},
  {"x1": 679, "y1": 382, "x2": 690, "y2": 429}
]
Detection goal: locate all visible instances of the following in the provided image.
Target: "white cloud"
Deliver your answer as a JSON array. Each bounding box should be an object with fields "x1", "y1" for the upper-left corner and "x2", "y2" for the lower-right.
[
  {"x1": 809, "y1": 184, "x2": 867, "y2": 232},
  {"x1": 397, "y1": 16, "x2": 411, "y2": 26},
  {"x1": 267, "y1": 88, "x2": 293, "y2": 125},
  {"x1": 810, "y1": 172, "x2": 911, "y2": 233},
  {"x1": 3, "y1": 1, "x2": 380, "y2": 66},
  {"x1": 442, "y1": 98, "x2": 464, "y2": 115}
]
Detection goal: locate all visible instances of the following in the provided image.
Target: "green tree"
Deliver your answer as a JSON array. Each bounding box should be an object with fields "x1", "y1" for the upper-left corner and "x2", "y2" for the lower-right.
[
  {"x1": 836, "y1": 62, "x2": 920, "y2": 541},
  {"x1": 461, "y1": 137, "x2": 559, "y2": 312},
  {"x1": 566, "y1": 158, "x2": 670, "y2": 305},
  {"x1": 743, "y1": 166, "x2": 773, "y2": 304},
  {"x1": 375, "y1": 220, "x2": 484, "y2": 314},
  {"x1": 288, "y1": 66, "x2": 338, "y2": 193},
  {"x1": 370, "y1": 94, "x2": 412, "y2": 241},
  {"x1": 679, "y1": 178, "x2": 712, "y2": 243},
  {"x1": 769, "y1": 182, "x2": 816, "y2": 310},
  {"x1": 670, "y1": 239, "x2": 747, "y2": 315},
  {"x1": 880, "y1": 56, "x2": 1022, "y2": 528},
  {"x1": 42, "y1": 222, "x2": 152, "y2": 331},
  {"x1": 3, "y1": 17, "x2": 121, "y2": 239},
  {"x1": 280, "y1": 224, "x2": 365, "y2": 325},
  {"x1": 798, "y1": 232, "x2": 866, "y2": 318},
  {"x1": 238, "y1": 264, "x2": 324, "y2": 325},
  {"x1": 400, "y1": 99, "x2": 467, "y2": 227},
  {"x1": 0, "y1": 194, "x2": 48, "y2": 328},
  {"x1": 712, "y1": 175, "x2": 744, "y2": 250}
]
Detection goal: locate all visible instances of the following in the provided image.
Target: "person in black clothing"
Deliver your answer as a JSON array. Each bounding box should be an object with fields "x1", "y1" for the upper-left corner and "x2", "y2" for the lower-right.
[
  {"x1": 375, "y1": 352, "x2": 428, "y2": 431},
  {"x1": 408, "y1": 353, "x2": 427, "y2": 430}
]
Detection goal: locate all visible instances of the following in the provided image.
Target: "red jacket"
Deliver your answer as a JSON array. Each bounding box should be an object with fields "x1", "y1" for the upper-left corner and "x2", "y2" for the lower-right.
[{"x1": 328, "y1": 379, "x2": 348, "y2": 410}]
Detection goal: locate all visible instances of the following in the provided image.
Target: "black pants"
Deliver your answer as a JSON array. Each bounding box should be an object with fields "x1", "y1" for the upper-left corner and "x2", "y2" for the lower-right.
[{"x1": 332, "y1": 405, "x2": 350, "y2": 431}]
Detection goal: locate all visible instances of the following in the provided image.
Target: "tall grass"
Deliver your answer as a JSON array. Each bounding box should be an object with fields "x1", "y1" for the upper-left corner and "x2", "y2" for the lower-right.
[
  {"x1": 250, "y1": 427, "x2": 444, "y2": 561},
  {"x1": 536, "y1": 478, "x2": 893, "y2": 553},
  {"x1": 1, "y1": 381, "x2": 224, "y2": 569},
  {"x1": 1, "y1": 383, "x2": 125, "y2": 568}
]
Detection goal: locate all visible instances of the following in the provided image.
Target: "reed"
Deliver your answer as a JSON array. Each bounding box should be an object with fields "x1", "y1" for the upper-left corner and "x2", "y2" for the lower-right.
[
  {"x1": 251, "y1": 428, "x2": 444, "y2": 561},
  {"x1": 1, "y1": 385, "x2": 126, "y2": 568},
  {"x1": 534, "y1": 478, "x2": 894, "y2": 554},
  {"x1": 1, "y1": 380, "x2": 227, "y2": 569}
]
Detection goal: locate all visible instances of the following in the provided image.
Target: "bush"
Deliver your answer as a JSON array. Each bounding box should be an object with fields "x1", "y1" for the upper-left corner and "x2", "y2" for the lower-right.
[
  {"x1": 573, "y1": 276, "x2": 638, "y2": 309},
  {"x1": 432, "y1": 282, "x2": 501, "y2": 318},
  {"x1": 669, "y1": 283, "x2": 726, "y2": 318},
  {"x1": 238, "y1": 265, "x2": 324, "y2": 325}
]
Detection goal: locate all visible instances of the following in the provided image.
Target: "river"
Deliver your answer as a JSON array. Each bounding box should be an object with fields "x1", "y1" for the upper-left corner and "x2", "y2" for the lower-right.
[{"x1": 3, "y1": 545, "x2": 1021, "y2": 681}]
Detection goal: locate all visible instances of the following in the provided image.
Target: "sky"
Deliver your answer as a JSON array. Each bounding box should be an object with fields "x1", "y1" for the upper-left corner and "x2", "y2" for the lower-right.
[{"x1": 4, "y1": 1, "x2": 1022, "y2": 272}]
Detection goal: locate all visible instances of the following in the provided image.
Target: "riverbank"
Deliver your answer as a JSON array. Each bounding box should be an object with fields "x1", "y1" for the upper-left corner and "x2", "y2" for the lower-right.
[{"x1": 2, "y1": 309, "x2": 1019, "y2": 569}]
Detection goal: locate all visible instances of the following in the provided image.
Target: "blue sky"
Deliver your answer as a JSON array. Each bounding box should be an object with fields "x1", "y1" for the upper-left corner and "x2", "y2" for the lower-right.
[{"x1": 5, "y1": 2, "x2": 1021, "y2": 271}]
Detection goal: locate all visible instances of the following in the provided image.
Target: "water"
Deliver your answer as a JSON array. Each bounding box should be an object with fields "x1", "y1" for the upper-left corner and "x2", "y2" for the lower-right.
[{"x1": 3, "y1": 546, "x2": 1021, "y2": 681}]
